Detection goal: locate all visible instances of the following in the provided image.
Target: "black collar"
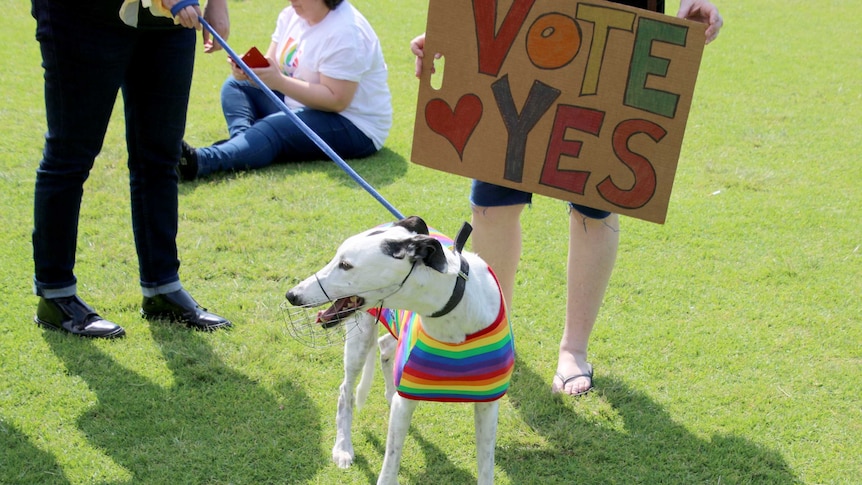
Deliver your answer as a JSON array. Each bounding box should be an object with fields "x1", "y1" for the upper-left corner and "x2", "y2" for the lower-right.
[{"x1": 429, "y1": 222, "x2": 472, "y2": 318}]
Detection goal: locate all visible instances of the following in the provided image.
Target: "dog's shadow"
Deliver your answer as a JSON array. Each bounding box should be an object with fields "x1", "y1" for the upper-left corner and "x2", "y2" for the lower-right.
[
  {"x1": 361, "y1": 427, "x2": 476, "y2": 485},
  {"x1": 499, "y1": 360, "x2": 803, "y2": 484},
  {"x1": 41, "y1": 323, "x2": 325, "y2": 484}
]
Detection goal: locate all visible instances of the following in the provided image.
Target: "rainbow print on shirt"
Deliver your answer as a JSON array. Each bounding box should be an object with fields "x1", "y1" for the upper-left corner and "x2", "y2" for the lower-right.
[{"x1": 278, "y1": 37, "x2": 299, "y2": 77}]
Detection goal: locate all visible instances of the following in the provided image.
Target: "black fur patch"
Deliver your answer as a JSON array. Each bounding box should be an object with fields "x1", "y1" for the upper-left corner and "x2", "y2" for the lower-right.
[
  {"x1": 394, "y1": 216, "x2": 430, "y2": 235},
  {"x1": 381, "y1": 235, "x2": 447, "y2": 273}
]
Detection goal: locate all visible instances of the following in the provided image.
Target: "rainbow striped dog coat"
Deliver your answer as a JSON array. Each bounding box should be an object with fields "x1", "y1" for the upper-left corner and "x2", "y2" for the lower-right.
[{"x1": 368, "y1": 225, "x2": 515, "y2": 403}]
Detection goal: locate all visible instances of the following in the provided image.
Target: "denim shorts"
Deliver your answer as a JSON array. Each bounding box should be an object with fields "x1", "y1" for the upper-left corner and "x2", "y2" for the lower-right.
[{"x1": 470, "y1": 180, "x2": 612, "y2": 219}]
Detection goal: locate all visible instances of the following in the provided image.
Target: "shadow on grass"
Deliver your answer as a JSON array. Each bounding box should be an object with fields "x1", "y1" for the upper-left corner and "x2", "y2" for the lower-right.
[
  {"x1": 319, "y1": 146, "x2": 409, "y2": 191},
  {"x1": 500, "y1": 359, "x2": 803, "y2": 484},
  {"x1": 361, "y1": 428, "x2": 477, "y2": 485},
  {"x1": 41, "y1": 323, "x2": 324, "y2": 484},
  {"x1": 408, "y1": 428, "x2": 478, "y2": 484},
  {"x1": 0, "y1": 418, "x2": 70, "y2": 484}
]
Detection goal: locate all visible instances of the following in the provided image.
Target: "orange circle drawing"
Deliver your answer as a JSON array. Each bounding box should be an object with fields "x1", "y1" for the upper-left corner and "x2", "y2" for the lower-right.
[{"x1": 526, "y1": 13, "x2": 581, "y2": 70}]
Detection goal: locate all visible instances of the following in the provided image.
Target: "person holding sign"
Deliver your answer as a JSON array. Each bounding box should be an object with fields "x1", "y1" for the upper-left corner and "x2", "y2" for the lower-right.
[
  {"x1": 178, "y1": 0, "x2": 392, "y2": 181},
  {"x1": 411, "y1": 0, "x2": 723, "y2": 396}
]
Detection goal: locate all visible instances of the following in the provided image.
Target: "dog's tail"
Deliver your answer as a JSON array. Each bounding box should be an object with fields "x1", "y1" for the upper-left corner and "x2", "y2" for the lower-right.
[{"x1": 355, "y1": 344, "x2": 377, "y2": 409}]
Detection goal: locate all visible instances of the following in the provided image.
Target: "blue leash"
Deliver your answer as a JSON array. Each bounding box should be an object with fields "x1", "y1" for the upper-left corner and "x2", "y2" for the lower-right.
[{"x1": 188, "y1": 11, "x2": 405, "y2": 220}]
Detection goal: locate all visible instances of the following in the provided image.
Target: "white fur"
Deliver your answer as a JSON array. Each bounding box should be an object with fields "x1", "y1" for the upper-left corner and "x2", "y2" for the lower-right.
[{"x1": 286, "y1": 219, "x2": 504, "y2": 485}]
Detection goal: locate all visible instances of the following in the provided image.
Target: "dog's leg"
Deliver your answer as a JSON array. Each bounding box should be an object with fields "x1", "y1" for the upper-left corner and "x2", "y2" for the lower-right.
[
  {"x1": 333, "y1": 314, "x2": 378, "y2": 468},
  {"x1": 377, "y1": 333, "x2": 397, "y2": 405},
  {"x1": 377, "y1": 394, "x2": 418, "y2": 485},
  {"x1": 355, "y1": 335, "x2": 378, "y2": 410},
  {"x1": 474, "y1": 400, "x2": 500, "y2": 485}
]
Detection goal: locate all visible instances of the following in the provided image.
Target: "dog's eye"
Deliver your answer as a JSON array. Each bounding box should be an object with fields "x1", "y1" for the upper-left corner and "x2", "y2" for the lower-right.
[{"x1": 338, "y1": 260, "x2": 353, "y2": 271}]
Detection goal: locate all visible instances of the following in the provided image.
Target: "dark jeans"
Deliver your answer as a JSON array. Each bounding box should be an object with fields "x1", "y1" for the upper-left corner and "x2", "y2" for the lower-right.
[
  {"x1": 194, "y1": 77, "x2": 377, "y2": 177},
  {"x1": 31, "y1": 0, "x2": 195, "y2": 298}
]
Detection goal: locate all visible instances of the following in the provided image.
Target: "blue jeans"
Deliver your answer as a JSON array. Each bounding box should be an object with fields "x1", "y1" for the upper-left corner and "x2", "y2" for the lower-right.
[
  {"x1": 195, "y1": 78, "x2": 377, "y2": 177},
  {"x1": 31, "y1": 0, "x2": 194, "y2": 298}
]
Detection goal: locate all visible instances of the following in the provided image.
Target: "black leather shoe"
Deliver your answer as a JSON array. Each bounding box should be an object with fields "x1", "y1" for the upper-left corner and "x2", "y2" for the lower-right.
[
  {"x1": 35, "y1": 295, "x2": 126, "y2": 338},
  {"x1": 177, "y1": 140, "x2": 198, "y2": 181},
  {"x1": 141, "y1": 289, "x2": 231, "y2": 331}
]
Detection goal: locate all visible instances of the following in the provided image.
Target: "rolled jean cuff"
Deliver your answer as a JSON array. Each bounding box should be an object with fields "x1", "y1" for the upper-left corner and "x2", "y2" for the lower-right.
[
  {"x1": 141, "y1": 280, "x2": 183, "y2": 298},
  {"x1": 567, "y1": 203, "x2": 612, "y2": 219},
  {"x1": 33, "y1": 281, "x2": 77, "y2": 299},
  {"x1": 469, "y1": 179, "x2": 532, "y2": 207}
]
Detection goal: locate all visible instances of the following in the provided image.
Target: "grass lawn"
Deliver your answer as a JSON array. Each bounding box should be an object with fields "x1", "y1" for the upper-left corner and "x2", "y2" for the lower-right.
[{"x1": 1, "y1": 0, "x2": 859, "y2": 483}]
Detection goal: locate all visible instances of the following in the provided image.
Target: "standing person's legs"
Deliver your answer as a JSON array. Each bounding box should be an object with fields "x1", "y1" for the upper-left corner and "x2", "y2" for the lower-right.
[
  {"x1": 31, "y1": 1, "x2": 131, "y2": 298},
  {"x1": 30, "y1": 0, "x2": 131, "y2": 337},
  {"x1": 470, "y1": 180, "x2": 618, "y2": 396},
  {"x1": 125, "y1": 27, "x2": 231, "y2": 331},
  {"x1": 123, "y1": 26, "x2": 195, "y2": 294},
  {"x1": 553, "y1": 209, "x2": 619, "y2": 395}
]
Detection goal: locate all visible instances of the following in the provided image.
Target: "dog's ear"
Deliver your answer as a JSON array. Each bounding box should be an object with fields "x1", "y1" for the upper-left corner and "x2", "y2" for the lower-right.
[
  {"x1": 394, "y1": 216, "x2": 430, "y2": 235},
  {"x1": 382, "y1": 235, "x2": 448, "y2": 273}
]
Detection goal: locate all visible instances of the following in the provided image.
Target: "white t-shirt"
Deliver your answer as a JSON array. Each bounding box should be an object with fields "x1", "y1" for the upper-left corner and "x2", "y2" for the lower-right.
[{"x1": 272, "y1": 1, "x2": 392, "y2": 149}]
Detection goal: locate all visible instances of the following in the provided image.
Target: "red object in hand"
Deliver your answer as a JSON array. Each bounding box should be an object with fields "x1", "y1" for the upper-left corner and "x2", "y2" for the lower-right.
[{"x1": 240, "y1": 46, "x2": 268, "y2": 68}]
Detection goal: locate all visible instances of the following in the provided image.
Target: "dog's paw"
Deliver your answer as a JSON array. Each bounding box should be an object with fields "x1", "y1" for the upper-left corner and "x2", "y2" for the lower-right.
[{"x1": 332, "y1": 449, "x2": 355, "y2": 469}]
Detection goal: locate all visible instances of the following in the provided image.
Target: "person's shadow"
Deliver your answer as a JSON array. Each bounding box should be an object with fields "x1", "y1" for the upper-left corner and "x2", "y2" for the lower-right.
[
  {"x1": 42, "y1": 323, "x2": 323, "y2": 484},
  {"x1": 0, "y1": 418, "x2": 71, "y2": 484},
  {"x1": 498, "y1": 359, "x2": 803, "y2": 484}
]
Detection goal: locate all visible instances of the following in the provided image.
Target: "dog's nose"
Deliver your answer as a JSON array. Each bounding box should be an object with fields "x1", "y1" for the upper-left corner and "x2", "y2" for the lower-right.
[{"x1": 285, "y1": 289, "x2": 300, "y2": 305}]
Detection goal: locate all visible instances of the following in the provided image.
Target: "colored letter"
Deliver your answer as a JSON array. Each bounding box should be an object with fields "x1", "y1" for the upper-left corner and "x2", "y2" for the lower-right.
[
  {"x1": 598, "y1": 119, "x2": 665, "y2": 209},
  {"x1": 540, "y1": 105, "x2": 605, "y2": 195},
  {"x1": 526, "y1": 13, "x2": 581, "y2": 70},
  {"x1": 473, "y1": 0, "x2": 536, "y2": 76},
  {"x1": 491, "y1": 75, "x2": 561, "y2": 182},
  {"x1": 575, "y1": 4, "x2": 635, "y2": 96},
  {"x1": 625, "y1": 17, "x2": 688, "y2": 118}
]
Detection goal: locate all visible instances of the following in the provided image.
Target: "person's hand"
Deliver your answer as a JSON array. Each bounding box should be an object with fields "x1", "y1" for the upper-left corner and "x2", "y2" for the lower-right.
[
  {"x1": 246, "y1": 57, "x2": 280, "y2": 90},
  {"x1": 164, "y1": 0, "x2": 202, "y2": 30},
  {"x1": 202, "y1": 0, "x2": 230, "y2": 53},
  {"x1": 227, "y1": 57, "x2": 251, "y2": 81},
  {"x1": 410, "y1": 33, "x2": 442, "y2": 78},
  {"x1": 410, "y1": 34, "x2": 426, "y2": 78},
  {"x1": 677, "y1": 0, "x2": 723, "y2": 44}
]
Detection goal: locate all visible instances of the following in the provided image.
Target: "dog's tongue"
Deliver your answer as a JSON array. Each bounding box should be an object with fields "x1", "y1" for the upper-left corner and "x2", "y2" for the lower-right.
[{"x1": 316, "y1": 296, "x2": 364, "y2": 326}]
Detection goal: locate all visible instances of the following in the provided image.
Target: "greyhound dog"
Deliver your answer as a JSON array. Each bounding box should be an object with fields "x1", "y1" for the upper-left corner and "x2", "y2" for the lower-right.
[{"x1": 285, "y1": 216, "x2": 515, "y2": 485}]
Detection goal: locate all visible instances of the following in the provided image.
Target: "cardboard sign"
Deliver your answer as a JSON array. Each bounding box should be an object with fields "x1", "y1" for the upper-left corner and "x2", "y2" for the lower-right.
[{"x1": 411, "y1": 0, "x2": 706, "y2": 223}]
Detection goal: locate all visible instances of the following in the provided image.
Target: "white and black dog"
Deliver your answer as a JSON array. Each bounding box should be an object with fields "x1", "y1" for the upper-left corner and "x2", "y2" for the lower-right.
[{"x1": 286, "y1": 216, "x2": 515, "y2": 485}]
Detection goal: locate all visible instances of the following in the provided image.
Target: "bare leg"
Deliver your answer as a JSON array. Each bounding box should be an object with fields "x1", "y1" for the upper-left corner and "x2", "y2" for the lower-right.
[
  {"x1": 553, "y1": 212, "x2": 619, "y2": 395},
  {"x1": 470, "y1": 204, "x2": 526, "y2": 310}
]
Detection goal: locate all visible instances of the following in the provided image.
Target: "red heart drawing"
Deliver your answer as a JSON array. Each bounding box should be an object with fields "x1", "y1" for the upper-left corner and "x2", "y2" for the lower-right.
[{"x1": 425, "y1": 94, "x2": 483, "y2": 158}]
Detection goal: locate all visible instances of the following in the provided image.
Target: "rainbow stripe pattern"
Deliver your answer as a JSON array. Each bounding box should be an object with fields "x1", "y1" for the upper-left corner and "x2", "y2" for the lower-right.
[{"x1": 367, "y1": 223, "x2": 515, "y2": 402}]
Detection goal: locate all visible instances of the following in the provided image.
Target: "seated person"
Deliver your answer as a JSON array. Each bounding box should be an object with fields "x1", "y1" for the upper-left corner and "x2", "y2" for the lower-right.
[{"x1": 180, "y1": 0, "x2": 391, "y2": 180}]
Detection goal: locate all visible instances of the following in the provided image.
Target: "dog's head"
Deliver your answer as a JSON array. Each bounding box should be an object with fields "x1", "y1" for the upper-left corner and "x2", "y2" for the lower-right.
[{"x1": 285, "y1": 216, "x2": 450, "y2": 327}]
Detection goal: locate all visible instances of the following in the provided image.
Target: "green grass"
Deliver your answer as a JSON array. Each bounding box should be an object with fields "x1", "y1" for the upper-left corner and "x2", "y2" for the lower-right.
[{"x1": 1, "y1": 0, "x2": 859, "y2": 483}]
